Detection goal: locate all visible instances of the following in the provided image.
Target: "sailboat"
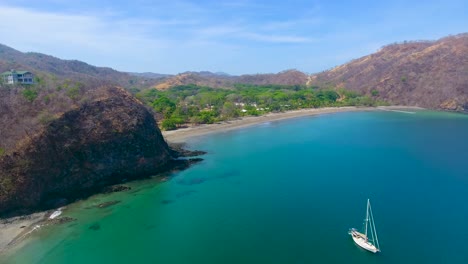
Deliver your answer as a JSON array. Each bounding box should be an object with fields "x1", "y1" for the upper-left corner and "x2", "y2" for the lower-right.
[{"x1": 349, "y1": 199, "x2": 381, "y2": 253}]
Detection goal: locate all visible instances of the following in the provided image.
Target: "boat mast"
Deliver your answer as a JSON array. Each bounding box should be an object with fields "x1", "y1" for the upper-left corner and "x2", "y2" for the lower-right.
[
  {"x1": 364, "y1": 199, "x2": 369, "y2": 238},
  {"x1": 368, "y1": 200, "x2": 381, "y2": 250}
]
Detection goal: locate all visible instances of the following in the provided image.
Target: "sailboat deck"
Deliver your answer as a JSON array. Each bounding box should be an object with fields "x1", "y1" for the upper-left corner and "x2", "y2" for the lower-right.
[
  {"x1": 352, "y1": 230, "x2": 367, "y2": 240},
  {"x1": 349, "y1": 199, "x2": 381, "y2": 253}
]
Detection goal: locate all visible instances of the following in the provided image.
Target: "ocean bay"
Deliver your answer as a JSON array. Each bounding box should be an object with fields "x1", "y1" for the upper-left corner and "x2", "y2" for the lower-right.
[{"x1": 3, "y1": 110, "x2": 468, "y2": 264}]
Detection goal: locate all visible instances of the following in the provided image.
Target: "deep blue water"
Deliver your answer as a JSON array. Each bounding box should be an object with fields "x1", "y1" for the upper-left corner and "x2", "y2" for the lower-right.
[{"x1": 4, "y1": 110, "x2": 468, "y2": 264}]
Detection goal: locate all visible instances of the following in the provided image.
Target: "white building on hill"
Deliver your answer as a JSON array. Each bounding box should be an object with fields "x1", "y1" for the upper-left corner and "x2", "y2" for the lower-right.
[{"x1": 1, "y1": 69, "x2": 34, "y2": 85}]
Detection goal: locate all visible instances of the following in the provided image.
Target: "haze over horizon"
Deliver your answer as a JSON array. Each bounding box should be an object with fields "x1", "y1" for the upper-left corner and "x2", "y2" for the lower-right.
[{"x1": 0, "y1": 0, "x2": 466, "y2": 75}]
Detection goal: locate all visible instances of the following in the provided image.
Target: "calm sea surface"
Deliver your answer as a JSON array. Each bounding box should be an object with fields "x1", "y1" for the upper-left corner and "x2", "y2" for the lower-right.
[{"x1": 3, "y1": 110, "x2": 468, "y2": 264}]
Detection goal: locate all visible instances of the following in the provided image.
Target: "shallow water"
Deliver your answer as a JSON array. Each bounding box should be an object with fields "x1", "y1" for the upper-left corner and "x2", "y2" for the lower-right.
[{"x1": 3, "y1": 110, "x2": 468, "y2": 264}]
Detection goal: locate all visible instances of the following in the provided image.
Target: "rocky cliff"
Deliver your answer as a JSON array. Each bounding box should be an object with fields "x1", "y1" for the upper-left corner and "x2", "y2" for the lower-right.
[
  {"x1": 310, "y1": 34, "x2": 468, "y2": 111},
  {"x1": 0, "y1": 87, "x2": 180, "y2": 217}
]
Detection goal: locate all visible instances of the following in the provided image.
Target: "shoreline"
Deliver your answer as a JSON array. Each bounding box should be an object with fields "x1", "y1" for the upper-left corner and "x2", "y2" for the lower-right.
[
  {"x1": 0, "y1": 212, "x2": 48, "y2": 255},
  {"x1": 163, "y1": 106, "x2": 423, "y2": 143},
  {"x1": 0, "y1": 105, "x2": 423, "y2": 255}
]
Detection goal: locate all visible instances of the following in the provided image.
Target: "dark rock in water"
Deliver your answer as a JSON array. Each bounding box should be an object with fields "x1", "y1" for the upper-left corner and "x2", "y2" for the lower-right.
[
  {"x1": 177, "y1": 177, "x2": 206, "y2": 186},
  {"x1": 161, "y1": 199, "x2": 173, "y2": 205},
  {"x1": 89, "y1": 223, "x2": 101, "y2": 230},
  {"x1": 169, "y1": 143, "x2": 207, "y2": 158},
  {"x1": 168, "y1": 158, "x2": 204, "y2": 172},
  {"x1": 215, "y1": 170, "x2": 240, "y2": 179},
  {"x1": 0, "y1": 87, "x2": 175, "y2": 217},
  {"x1": 49, "y1": 216, "x2": 76, "y2": 225},
  {"x1": 175, "y1": 190, "x2": 196, "y2": 198},
  {"x1": 97, "y1": 200, "x2": 121, "y2": 209},
  {"x1": 102, "y1": 185, "x2": 131, "y2": 194}
]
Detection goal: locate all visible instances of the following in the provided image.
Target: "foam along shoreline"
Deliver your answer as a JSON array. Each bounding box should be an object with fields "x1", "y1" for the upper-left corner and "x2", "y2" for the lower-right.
[
  {"x1": 0, "y1": 212, "x2": 48, "y2": 255},
  {"x1": 163, "y1": 106, "x2": 424, "y2": 143}
]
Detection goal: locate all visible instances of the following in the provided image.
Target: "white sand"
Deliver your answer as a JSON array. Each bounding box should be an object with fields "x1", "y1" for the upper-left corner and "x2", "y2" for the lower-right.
[
  {"x1": 163, "y1": 106, "x2": 423, "y2": 143},
  {"x1": 0, "y1": 212, "x2": 47, "y2": 253}
]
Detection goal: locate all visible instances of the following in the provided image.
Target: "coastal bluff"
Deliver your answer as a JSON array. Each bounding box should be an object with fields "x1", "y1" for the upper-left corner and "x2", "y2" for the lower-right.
[
  {"x1": 0, "y1": 87, "x2": 180, "y2": 217},
  {"x1": 309, "y1": 34, "x2": 468, "y2": 111}
]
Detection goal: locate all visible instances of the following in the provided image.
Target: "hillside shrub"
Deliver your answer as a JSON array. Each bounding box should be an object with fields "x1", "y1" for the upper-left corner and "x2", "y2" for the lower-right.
[{"x1": 22, "y1": 89, "x2": 38, "y2": 102}]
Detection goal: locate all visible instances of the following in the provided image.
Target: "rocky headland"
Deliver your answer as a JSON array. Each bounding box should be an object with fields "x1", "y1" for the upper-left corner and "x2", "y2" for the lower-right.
[{"x1": 0, "y1": 87, "x2": 202, "y2": 218}]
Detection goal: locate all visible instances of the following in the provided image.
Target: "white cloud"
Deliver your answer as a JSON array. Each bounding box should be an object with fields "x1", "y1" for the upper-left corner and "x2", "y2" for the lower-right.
[
  {"x1": 0, "y1": 5, "x2": 168, "y2": 62},
  {"x1": 193, "y1": 24, "x2": 315, "y2": 44},
  {"x1": 196, "y1": 25, "x2": 243, "y2": 37},
  {"x1": 242, "y1": 32, "x2": 314, "y2": 44},
  {"x1": 260, "y1": 18, "x2": 323, "y2": 31}
]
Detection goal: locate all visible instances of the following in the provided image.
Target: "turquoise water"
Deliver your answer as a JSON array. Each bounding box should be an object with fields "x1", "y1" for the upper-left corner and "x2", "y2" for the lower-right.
[{"x1": 3, "y1": 110, "x2": 468, "y2": 264}]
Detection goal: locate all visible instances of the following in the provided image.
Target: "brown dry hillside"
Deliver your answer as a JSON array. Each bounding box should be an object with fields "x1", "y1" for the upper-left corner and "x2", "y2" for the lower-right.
[
  {"x1": 154, "y1": 72, "x2": 234, "y2": 90},
  {"x1": 237, "y1": 70, "x2": 308, "y2": 86},
  {"x1": 153, "y1": 70, "x2": 308, "y2": 90},
  {"x1": 310, "y1": 33, "x2": 468, "y2": 111},
  {"x1": 0, "y1": 44, "x2": 157, "y2": 88}
]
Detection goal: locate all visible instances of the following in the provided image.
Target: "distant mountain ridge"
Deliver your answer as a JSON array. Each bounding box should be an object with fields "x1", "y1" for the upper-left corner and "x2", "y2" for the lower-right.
[
  {"x1": 152, "y1": 69, "x2": 309, "y2": 90},
  {"x1": 128, "y1": 72, "x2": 172, "y2": 79},
  {"x1": 2, "y1": 33, "x2": 467, "y2": 111},
  {"x1": 150, "y1": 34, "x2": 468, "y2": 111},
  {"x1": 309, "y1": 33, "x2": 468, "y2": 111},
  {"x1": 0, "y1": 44, "x2": 157, "y2": 88}
]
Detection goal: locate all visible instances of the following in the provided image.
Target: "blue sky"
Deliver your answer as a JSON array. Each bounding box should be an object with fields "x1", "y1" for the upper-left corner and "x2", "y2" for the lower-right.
[{"x1": 0, "y1": 0, "x2": 466, "y2": 75}]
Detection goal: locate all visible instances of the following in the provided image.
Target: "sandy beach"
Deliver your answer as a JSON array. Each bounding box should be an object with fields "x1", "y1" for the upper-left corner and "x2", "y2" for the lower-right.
[
  {"x1": 163, "y1": 106, "x2": 423, "y2": 143},
  {"x1": 0, "y1": 212, "x2": 48, "y2": 254}
]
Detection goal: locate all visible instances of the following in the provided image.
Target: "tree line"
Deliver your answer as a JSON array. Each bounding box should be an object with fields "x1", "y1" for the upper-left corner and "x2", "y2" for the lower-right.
[{"x1": 136, "y1": 84, "x2": 387, "y2": 130}]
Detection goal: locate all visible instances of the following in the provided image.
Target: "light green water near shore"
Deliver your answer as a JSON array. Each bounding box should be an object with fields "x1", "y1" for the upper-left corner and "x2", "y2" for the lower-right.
[{"x1": 3, "y1": 110, "x2": 468, "y2": 264}]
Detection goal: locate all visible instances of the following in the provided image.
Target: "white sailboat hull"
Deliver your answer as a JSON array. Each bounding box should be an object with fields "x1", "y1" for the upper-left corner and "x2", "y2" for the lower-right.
[
  {"x1": 349, "y1": 199, "x2": 381, "y2": 254},
  {"x1": 350, "y1": 231, "x2": 379, "y2": 253},
  {"x1": 349, "y1": 229, "x2": 380, "y2": 253}
]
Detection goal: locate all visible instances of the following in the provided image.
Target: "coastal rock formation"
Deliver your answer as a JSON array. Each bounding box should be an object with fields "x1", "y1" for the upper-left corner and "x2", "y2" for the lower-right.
[
  {"x1": 0, "y1": 87, "x2": 177, "y2": 217},
  {"x1": 310, "y1": 33, "x2": 468, "y2": 111},
  {"x1": 97, "y1": 201, "x2": 121, "y2": 209},
  {"x1": 102, "y1": 185, "x2": 132, "y2": 193}
]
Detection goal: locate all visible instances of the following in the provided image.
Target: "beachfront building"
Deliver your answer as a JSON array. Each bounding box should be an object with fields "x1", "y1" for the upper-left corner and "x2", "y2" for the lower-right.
[{"x1": 1, "y1": 70, "x2": 34, "y2": 85}]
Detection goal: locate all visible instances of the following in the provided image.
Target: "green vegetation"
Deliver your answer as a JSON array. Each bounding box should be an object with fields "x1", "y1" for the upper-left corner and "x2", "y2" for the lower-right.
[
  {"x1": 22, "y1": 88, "x2": 38, "y2": 102},
  {"x1": 0, "y1": 147, "x2": 5, "y2": 156},
  {"x1": 371, "y1": 89, "x2": 379, "y2": 96},
  {"x1": 34, "y1": 76, "x2": 44, "y2": 86},
  {"x1": 137, "y1": 84, "x2": 384, "y2": 130}
]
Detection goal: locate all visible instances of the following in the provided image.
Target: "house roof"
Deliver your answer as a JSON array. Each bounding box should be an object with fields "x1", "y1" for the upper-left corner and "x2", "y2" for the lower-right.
[{"x1": 1, "y1": 70, "x2": 32, "y2": 75}]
